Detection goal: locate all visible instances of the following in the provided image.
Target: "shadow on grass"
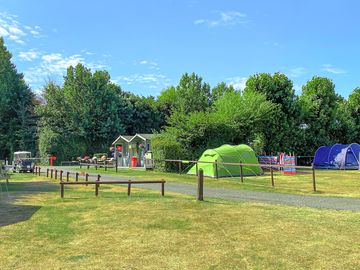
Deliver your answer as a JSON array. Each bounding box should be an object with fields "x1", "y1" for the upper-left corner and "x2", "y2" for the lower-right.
[
  {"x1": 0, "y1": 202, "x2": 41, "y2": 227},
  {"x1": 0, "y1": 181, "x2": 57, "y2": 227}
]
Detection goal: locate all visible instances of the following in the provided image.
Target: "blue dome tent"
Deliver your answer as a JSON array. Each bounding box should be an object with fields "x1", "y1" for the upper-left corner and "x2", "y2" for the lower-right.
[{"x1": 313, "y1": 143, "x2": 360, "y2": 169}]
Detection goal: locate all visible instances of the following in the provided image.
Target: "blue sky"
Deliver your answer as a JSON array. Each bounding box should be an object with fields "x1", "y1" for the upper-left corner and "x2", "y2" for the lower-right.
[{"x1": 0, "y1": 0, "x2": 359, "y2": 97}]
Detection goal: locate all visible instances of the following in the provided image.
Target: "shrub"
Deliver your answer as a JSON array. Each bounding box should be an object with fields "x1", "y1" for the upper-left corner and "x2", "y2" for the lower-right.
[{"x1": 151, "y1": 131, "x2": 186, "y2": 172}]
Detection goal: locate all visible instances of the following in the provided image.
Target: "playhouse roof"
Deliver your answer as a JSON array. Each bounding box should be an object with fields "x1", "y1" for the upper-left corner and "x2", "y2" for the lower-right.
[{"x1": 112, "y1": 133, "x2": 154, "y2": 145}]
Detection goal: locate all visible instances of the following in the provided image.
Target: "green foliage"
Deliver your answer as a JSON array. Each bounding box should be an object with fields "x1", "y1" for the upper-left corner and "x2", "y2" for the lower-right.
[
  {"x1": 348, "y1": 87, "x2": 360, "y2": 141},
  {"x1": 299, "y1": 77, "x2": 340, "y2": 154},
  {"x1": 37, "y1": 65, "x2": 124, "y2": 161},
  {"x1": 0, "y1": 38, "x2": 37, "y2": 160},
  {"x1": 153, "y1": 90, "x2": 277, "y2": 162},
  {"x1": 157, "y1": 72, "x2": 211, "y2": 116},
  {"x1": 151, "y1": 131, "x2": 186, "y2": 172},
  {"x1": 244, "y1": 72, "x2": 301, "y2": 153},
  {"x1": 211, "y1": 82, "x2": 235, "y2": 102}
]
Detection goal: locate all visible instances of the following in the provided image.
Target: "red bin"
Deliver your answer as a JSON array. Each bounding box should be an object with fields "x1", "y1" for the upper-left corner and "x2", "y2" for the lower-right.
[{"x1": 131, "y1": 156, "x2": 138, "y2": 167}]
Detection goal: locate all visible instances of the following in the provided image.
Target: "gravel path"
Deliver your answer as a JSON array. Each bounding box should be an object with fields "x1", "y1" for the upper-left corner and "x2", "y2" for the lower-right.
[{"x1": 50, "y1": 167, "x2": 360, "y2": 211}]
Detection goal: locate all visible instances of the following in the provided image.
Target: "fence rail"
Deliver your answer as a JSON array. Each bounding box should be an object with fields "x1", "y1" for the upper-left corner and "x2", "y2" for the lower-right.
[
  {"x1": 32, "y1": 166, "x2": 166, "y2": 198},
  {"x1": 162, "y1": 159, "x2": 313, "y2": 169}
]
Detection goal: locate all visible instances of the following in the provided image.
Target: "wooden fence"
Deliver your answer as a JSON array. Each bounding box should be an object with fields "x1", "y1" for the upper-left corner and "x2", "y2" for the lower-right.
[
  {"x1": 76, "y1": 158, "x2": 319, "y2": 192},
  {"x1": 161, "y1": 159, "x2": 318, "y2": 191},
  {"x1": 33, "y1": 166, "x2": 166, "y2": 198}
]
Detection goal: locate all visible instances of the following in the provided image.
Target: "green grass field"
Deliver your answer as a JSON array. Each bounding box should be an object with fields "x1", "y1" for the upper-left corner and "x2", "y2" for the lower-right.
[
  {"x1": 77, "y1": 166, "x2": 360, "y2": 198},
  {"x1": 1, "y1": 173, "x2": 360, "y2": 269}
]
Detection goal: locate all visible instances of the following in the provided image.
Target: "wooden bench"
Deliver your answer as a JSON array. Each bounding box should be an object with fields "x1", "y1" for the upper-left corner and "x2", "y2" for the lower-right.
[{"x1": 60, "y1": 180, "x2": 166, "y2": 198}]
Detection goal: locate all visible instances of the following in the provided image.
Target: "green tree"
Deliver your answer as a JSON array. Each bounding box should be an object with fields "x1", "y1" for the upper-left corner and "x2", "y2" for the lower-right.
[
  {"x1": 37, "y1": 64, "x2": 125, "y2": 161},
  {"x1": 348, "y1": 87, "x2": 360, "y2": 141},
  {"x1": 299, "y1": 76, "x2": 339, "y2": 154},
  {"x1": 157, "y1": 90, "x2": 277, "y2": 161},
  {"x1": 175, "y1": 72, "x2": 211, "y2": 113},
  {"x1": 211, "y1": 82, "x2": 235, "y2": 102},
  {"x1": 244, "y1": 72, "x2": 300, "y2": 153},
  {"x1": 0, "y1": 37, "x2": 37, "y2": 160}
]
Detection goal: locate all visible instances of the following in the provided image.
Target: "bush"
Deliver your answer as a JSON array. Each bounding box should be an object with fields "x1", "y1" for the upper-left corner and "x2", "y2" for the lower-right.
[{"x1": 151, "y1": 131, "x2": 186, "y2": 172}]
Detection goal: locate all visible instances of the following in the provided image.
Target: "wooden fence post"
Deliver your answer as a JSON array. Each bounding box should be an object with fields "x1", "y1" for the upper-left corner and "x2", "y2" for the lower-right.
[
  {"x1": 34, "y1": 166, "x2": 37, "y2": 175},
  {"x1": 215, "y1": 160, "x2": 218, "y2": 179},
  {"x1": 87, "y1": 164, "x2": 90, "y2": 169},
  {"x1": 312, "y1": 163, "x2": 316, "y2": 191},
  {"x1": 178, "y1": 161, "x2": 182, "y2": 174},
  {"x1": 128, "y1": 180, "x2": 131, "y2": 196},
  {"x1": 50, "y1": 169, "x2": 53, "y2": 179},
  {"x1": 75, "y1": 172, "x2": 79, "y2": 182},
  {"x1": 55, "y1": 169, "x2": 58, "y2": 180},
  {"x1": 95, "y1": 174, "x2": 101, "y2": 197},
  {"x1": 161, "y1": 180, "x2": 165, "y2": 196},
  {"x1": 197, "y1": 168, "x2": 204, "y2": 201},
  {"x1": 60, "y1": 182, "x2": 64, "y2": 198},
  {"x1": 271, "y1": 167, "x2": 274, "y2": 187},
  {"x1": 66, "y1": 172, "x2": 70, "y2": 182},
  {"x1": 240, "y1": 164, "x2": 244, "y2": 183},
  {"x1": 80, "y1": 163, "x2": 82, "y2": 169},
  {"x1": 47, "y1": 168, "x2": 49, "y2": 178},
  {"x1": 60, "y1": 170, "x2": 63, "y2": 181},
  {"x1": 85, "y1": 173, "x2": 89, "y2": 186},
  {"x1": 38, "y1": 167, "x2": 41, "y2": 176},
  {"x1": 196, "y1": 162, "x2": 199, "y2": 176}
]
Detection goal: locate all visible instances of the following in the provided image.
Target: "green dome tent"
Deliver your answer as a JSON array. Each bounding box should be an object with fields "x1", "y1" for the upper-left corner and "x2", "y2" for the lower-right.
[{"x1": 188, "y1": 144, "x2": 263, "y2": 178}]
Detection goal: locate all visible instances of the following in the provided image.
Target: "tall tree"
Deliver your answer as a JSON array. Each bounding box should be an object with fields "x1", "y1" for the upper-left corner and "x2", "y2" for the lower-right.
[
  {"x1": 211, "y1": 82, "x2": 235, "y2": 103},
  {"x1": 175, "y1": 72, "x2": 211, "y2": 114},
  {"x1": 244, "y1": 72, "x2": 300, "y2": 153},
  {"x1": 37, "y1": 64, "x2": 125, "y2": 161},
  {"x1": 348, "y1": 87, "x2": 360, "y2": 142},
  {"x1": 0, "y1": 37, "x2": 37, "y2": 160},
  {"x1": 299, "y1": 76, "x2": 339, "y2": 154}
]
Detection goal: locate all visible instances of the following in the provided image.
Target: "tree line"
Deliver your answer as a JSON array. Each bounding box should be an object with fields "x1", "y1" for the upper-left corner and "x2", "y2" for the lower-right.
[{"x1": 0, "y1": 37, "x2": 359, "y2": 163}]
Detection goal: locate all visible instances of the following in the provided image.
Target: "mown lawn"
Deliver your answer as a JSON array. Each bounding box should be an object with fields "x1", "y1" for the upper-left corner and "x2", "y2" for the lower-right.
[
  {"x1": 76, "y1": 166, "x2": 360, "y2": 198},
  {"x1": 0, "y1": 173, "x2": 360, "y2": 269}
]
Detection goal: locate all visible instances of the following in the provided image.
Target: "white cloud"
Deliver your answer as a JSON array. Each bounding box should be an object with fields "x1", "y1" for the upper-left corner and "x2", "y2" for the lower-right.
[
  {"x1": 9, "y1": 35, "x2": 25, "y2": 44},
  {"x1": 226, "y1": 76, "x2": 248, "y2": 90},
  {"x1": 23, "y1": 52, "x2": 106, "y2": 92},
  {"x1": 0, "y1": 26, "x2": 9, "y2": 36},
  {"x1": 289, "y1": 67, "x2": 307, "y2": 78},
  {"x1": 18, "y1": 50, "x2": 40, "y2": 61},
  {"x1": 114, "y1": 73, "x2": 170, "y2": 90},
  {"x1": 135, "y1": 59, "x2": 160, "y2": 70},
  {"x1": 194, "y1": 11, "x2": 248, "y2": 27},
  {"x1": 42, "y1": 53, "x2": 63, "y2": 62},
  {"x1": 8, "y1": 26, "x2": 25, "y2": 36},
  {"x1": 0, "y1": 11, "x2": 44, "y2": 44},
  {"x1": 322, "y1": 64, "x2": 346, "y2": 75}
]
